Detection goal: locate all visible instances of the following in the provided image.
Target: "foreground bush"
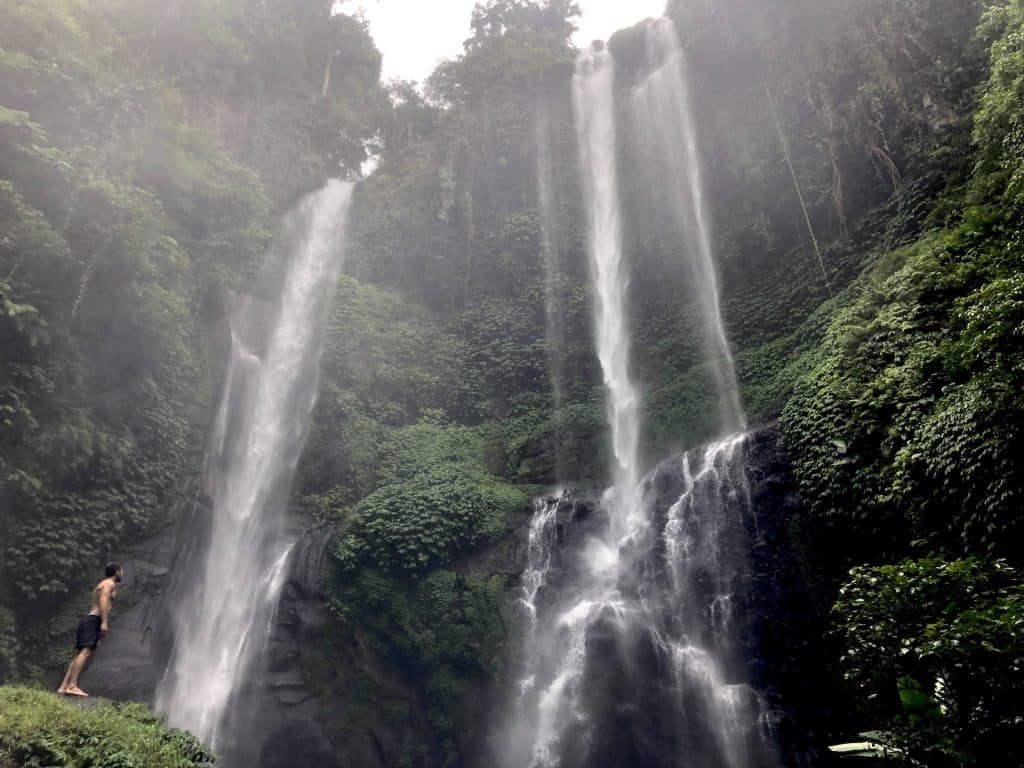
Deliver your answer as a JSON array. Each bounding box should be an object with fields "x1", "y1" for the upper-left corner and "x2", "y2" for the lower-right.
[
  {"x1": 834, "y1": 558, "x2": 1024, "y2": 766},
  {"x1": 0, "y1": 686, "x2": 213, "y2": 767}
]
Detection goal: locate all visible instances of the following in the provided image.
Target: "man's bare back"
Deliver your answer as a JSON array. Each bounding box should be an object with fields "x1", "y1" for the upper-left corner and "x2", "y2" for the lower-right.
[{"x1": 88, "y1": 578, "x2": 117, "y2": 624}]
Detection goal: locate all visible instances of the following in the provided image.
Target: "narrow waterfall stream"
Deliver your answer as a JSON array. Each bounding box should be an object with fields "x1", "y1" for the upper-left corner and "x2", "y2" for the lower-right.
[
  {"x1": 502, "y1": 21, "x2": 776, "y2": 768},
  {"x1": 536, "y1": 104, "x2": 568, "y2": 479},
  {"x1": 631, "y1": 18, "x2": 745, "y2": 436},
  {"x1": 571, "y1": 43, "x2": 642, "y2": 509},
  {"x1": 501, "y1": 42, "x2": 648, "y2": 768},
  {"x1": 536, "y1": 104, "x2": 566, "y2": 417},
  {"x1": 155, "y1": 180, "x2": 354, "y2": 757}
]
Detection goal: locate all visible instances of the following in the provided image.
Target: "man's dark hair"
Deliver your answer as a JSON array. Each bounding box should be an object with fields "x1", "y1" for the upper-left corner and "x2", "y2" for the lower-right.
[{"x1": 105, "y1": 563, "x2": 122, "y2": 578}]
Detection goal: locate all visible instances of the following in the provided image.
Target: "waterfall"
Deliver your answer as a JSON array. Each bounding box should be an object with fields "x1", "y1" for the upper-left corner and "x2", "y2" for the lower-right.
[
  {"x1": 514, "y1": 492, "x2": 564, "y2": 701},
  {"x1": 572, "y1": 42, "x2": 642, "y2": 521},
  {"x1": 156, "y1": 180, "x2": 354, "y2": 754},
  {"x1": 653, "y1": 434, "x2": 774, "y2": 768},
  {"x1": 631, "y1": 18, "x2": 745, "y2": 437},
  {"x1": 503, "y1": 438, "x2": 777, "y2": 768},
  {"x1": 498, "y1": 43, "x2": 648, "y2": 768},
  {"x1": 536, "y1": 104, "x2": 567, "y2": 478},
  {"x1": 500, "y1": 23, "x2": 776, "y2": 768},
  {"x1": 517, "y1": 494, "x2": 562, "y2": 640}
]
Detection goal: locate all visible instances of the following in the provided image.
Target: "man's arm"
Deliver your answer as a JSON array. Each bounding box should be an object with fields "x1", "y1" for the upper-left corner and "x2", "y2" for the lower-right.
[{"x1": 98, "y1": 583, "x2": 112, "y2": 635}]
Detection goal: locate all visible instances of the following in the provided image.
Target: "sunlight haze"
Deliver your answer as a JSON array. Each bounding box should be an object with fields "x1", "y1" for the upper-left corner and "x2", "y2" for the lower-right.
[{"x1": 344, "y1": 0, "x2": 666, "y2": 84}]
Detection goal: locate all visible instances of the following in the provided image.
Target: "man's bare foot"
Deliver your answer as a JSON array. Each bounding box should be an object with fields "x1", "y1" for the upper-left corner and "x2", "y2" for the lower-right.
[
  {"x1": 65, "y1": 686, "x2": 89, "y2": 697},
  {"x1": 56, "y1": 686, "x2": 68, "y2": 694}
]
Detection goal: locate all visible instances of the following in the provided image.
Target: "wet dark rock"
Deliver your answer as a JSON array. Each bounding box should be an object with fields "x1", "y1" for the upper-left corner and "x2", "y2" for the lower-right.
[{"x1": 85, "y1": 523, "x2": 179, "y2": 703}]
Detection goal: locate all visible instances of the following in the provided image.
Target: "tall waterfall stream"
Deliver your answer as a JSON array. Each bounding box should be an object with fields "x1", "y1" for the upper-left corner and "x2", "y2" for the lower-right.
[
  {"x1": 503, "y1": 20, "x2": 776, "y2": 768},
  {"x1": 631, "y1": 18, "x2": 746, "y2": 436},
  {"x1": 156, "y1": 180, "x2": 354, "y2": 755}
]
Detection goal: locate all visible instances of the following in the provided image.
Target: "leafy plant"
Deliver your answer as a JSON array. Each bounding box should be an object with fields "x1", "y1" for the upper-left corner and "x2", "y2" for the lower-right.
[
  {"x1": 332, "y1": 423, "x2": 526, "y2": 574},
  {"x1": 834, "y1": 558, "x2": 1024, "y2": 766}
]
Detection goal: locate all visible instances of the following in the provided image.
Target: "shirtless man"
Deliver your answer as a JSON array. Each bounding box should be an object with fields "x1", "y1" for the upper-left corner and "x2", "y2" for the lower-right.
[{"x1": 57, "y1": 563, "x2": 122, "y2": 697}]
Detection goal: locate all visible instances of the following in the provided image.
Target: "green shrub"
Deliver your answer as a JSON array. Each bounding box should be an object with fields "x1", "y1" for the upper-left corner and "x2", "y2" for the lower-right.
[
  {"x1": 834, "y1": 558, "x2": 1024, "y2": 766},
  {"x1": 331, "y1": 423, "x2": 527, "y2": 574},
  {"x1": 334, "y1": 468, "x2": 524, "y2": 574},
  {"x1": 0, "y1": 686, "x2": 213, "y2": 767}
]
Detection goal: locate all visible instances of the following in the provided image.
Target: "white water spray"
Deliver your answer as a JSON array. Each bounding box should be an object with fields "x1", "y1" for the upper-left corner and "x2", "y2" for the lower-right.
[
  {"x1": 572, "y1": 43, "x2": 643, "y2": 530},
  {"x1": 632, "y1": 18, "x2": 745, "y2": 436},
  {"x1": 156, "y1": 180, "x2": 354, "y2": 750}
]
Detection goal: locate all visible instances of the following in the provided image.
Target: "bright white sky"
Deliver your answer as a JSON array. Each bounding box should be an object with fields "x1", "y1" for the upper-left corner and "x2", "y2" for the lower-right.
[{"x1": 341, "y1": 0, "x2": 666, "y2": 84}]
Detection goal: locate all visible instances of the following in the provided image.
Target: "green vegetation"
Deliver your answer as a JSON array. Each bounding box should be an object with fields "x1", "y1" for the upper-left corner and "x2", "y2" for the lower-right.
[
  {"x1": 332, "y1": 423, "x2": 527, "y2": 573},
  {"x1": 770, "y1": 3, "x2": 1024, "y2": 760},
  {"x1": 0, "y1": 686, "x2": 213, "y2": 767},
  {"x1": 835, "y1": 558, "x2": 1024, "y2": 766},
  {"x1": 780, "y1": 0, "x2": 1024, "y2": 566}
]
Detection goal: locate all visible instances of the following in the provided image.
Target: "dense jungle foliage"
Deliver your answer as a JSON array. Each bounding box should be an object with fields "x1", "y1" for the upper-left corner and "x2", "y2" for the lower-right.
[{"x1": 2, "y1": 0, "x2": 1024, "y2": 765}]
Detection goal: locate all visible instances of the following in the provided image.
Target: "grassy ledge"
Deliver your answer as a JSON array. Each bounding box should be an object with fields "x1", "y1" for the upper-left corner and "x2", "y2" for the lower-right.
[{"x1": 0, "y1": 686, "x2": 213, "y2": 768}]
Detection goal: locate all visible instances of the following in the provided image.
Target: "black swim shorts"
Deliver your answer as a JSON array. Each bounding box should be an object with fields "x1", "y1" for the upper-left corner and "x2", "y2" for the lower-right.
[{"x1": 75, "y1": 614, "x2": 102, "y2": 650}]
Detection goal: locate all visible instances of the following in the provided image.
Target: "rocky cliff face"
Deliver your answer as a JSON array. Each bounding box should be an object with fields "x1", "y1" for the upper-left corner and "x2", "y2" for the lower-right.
[
  {"x1": 83, "y1": 519, "x2": 178, "y2": 703},
  {"x1": 80, "y1": 425, "x2": 828, "y2": 767},
  {"x1": 83, "y1": 509, "x2": 351, "y2": 765}
]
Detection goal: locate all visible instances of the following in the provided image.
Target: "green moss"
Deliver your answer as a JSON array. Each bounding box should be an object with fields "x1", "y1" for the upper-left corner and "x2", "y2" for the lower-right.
[
  {"x1": 327, "y1": 569, "x2": 508, "y2": 759},
  {"x1": 0, "y1": 686, "x2": 213, "y2": 767}
]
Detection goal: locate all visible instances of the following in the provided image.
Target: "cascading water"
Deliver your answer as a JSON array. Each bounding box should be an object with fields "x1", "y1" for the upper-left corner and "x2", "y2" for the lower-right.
[
  {"x1": 500, "y1": 42, "x2": 649, "y2": 768},
  {"x1": 156, "y1": 180, "x2": 354, "y2": 756},
  {"x1": 500, "y1": 22, "x2": 776, "y2": 768},
  {"x1": 571, "y1": 41, "x2": 642, "y2": 520},
  {"x1": 515, "y1": 492, "x2": 565, "y2": 702},
  {"x1": 536, "y1": 104, "x2": 566, "y2": 416},
  {"x1": 651, "y1": 434, "x2": 775, "y2": 768},
  {"x1": 631, "y1": 17, "x2": 745, "y2": 436},
  {"x1": 518, "y1": 494, "x2": 562, "y2": 639},
  {"x1": 503, "y1": 439, "x2": 778, "y2": 767}
]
